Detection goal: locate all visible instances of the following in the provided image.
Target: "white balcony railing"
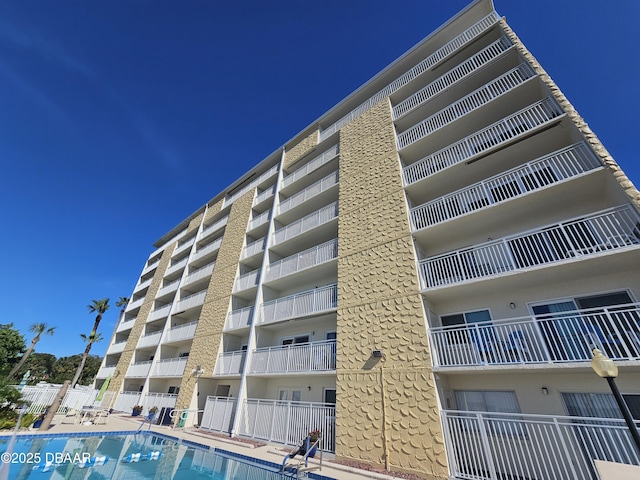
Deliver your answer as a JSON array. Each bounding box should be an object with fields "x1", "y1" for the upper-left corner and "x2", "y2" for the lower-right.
[
  {"x1": 165, "y1": 321, "x2": 198, "y2": 343},
  {"x1": 418, "y1": 206, "x2": 640, "y2": 289},
  {"x1": 173, "y1": 237, "x2": 195, "y2": 257},
  {"x1": 137, "y1": 331, "x2": 162, "y2": 349},
  {"x1": 259, "y1": 284, "x2": 338, "y2": 325},
  {"x1": 402, "y1": 97, "x2": 565, "y2": 183},
  {"x1": 279, "y1": 170, "x2": 339, "y2": 215},
  {"x1": 248, "y1": 210, "x2": 271, "y2": 232},
  {"x1": 113, "y1": 391, "x2": 142, "y2": 413},
  {"x1": 152, "y1": 357, "x2": 188, "y2": 377},
  {"x1": 254, "y1": 184, "x2": 276, "y2": 206},
  {"x1": 241, "y1": 237, "x2": 266, "y2": 260},
  {"x1": 272, "y1": 202, "x2": 339, "y2": 246},
  {"x1": 165, "y1": 257, "x2": 188, "y2": 277},
  {"x1": 126, "y1": 361, "x2": 153, "y2": 378},
  {"x1": 319, "y1": 11, "x2": 502, "y2": 141},
  {"x1": 116, "y1": 318, "x2": 136, "y2": 332},
  {"x1": 224, "y1": 306, "x2": 254, "y2": 331},
  {"x1": 225, "y1": 164, "x2": 279, "y2": 207},
  {"x1": 126, "y1": 297, "x2": 144, "y2": 312},
  {"x1": 134, "y1": 277, "x2": 153, "y2": 293},
  {"x1": 142, "y1": 392, "x2": 177, "y2": 411},
  {"x1": 199, "y1": 216, "x2": 228, "y2": 240},
  {"x1": 192, "y1": 237, "x2": 224, "y2": 262},
  {"x1": 156, "y1": 278, "x2": 180, "y2": 298},
  {"x1": 393, "y1": 36, "x2": 513, "y2": 119},
  {"x1": 233, "y1": 270, "x2": 260, "y2": 293},
  {"x1": 248, "y1": 340, "x2": 336, "y2": 374},
  {"x1": 174, "y1": 290, "x2": 207, "y2": 312},
  {"x1": 410, "y1": 142, "x2": 602, "y2": 231},
  {"x1": 430, "y1": 303, "x2": 640, "y2": 368},
  {"x1": 282, "y1": 144, "x2": 340, "y2": 189},
  {"x1": 141, "y1": 257, "x2": 161, "y2": 275},
  {"x1": 238, "y1": 399, "x2": 336, "y2": 452},
  {"x1": 106, "y1": 340, "x2": 127, "y2": 355},
  {"x1": 182, "y1": 262, "x2": 215, "y2": 287},
  {"x1": 397, "y1": 63, "x2": 535, "y2": 144},
  {"x1": 443, "y1": 409, "x2": 640, "y2": 480},
  {"x1": 200, "y1": 396, "x2": 237, "y2": 434},
  {"x1": 147, "y1": 304, "x2": 172, "y2": 322},
  {"x1": 96, "y1": 365, "x2": 117, "y2": 378},
  {"x1": 214, "y1": 350, "x2": 246, "y2": 376},
  {"x1": 265, "y1": 238, "x2": 338, "y2": 282}
]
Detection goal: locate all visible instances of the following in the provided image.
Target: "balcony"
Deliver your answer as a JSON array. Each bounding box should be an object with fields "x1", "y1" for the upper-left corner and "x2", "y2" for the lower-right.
[
  {"x1": 164, "y1": 321, "x2": 198, "y2": 343},
  {"x1": 241, "y1": 237, "x2": 266, "y2": 260},
  {"x1": 282, "y1": 144, "x2": 339, "y2": 189},
  {"x1": 200, "y1": 396, "x2": 237, "y2": 434},
  {"x1": 402, "y1": 97, "x2": 565, "y2": 183},
  {"x1": 156, "y1": 278, "x2": 180, "y2": 298},
  {"x1": 247, "y1": 210, "x2": 271, "y2": 232},
  {"x1": 319, "y1": 11, "x2": 501, "y2": 142},
  {"x1": 141, "y1": 257, "x2": 161, "y2": 276},
  {"x1": 173, "y1": 237, "x2": 195, "y2": 257},
  {"x1": 137, "y1": 331, "x2": 162, "y2": 349},
  {"x1": 418, "y1": 206, "x2": 640, "y2": 289},
  {"x1": 106, "y1": 340, "x2": 127, "y2": 355},
  {"x1": 237, "y1": 399, "x2": 336, "y2": 452},
  {"x1": 248, "y1": 340, "x2": 336, "y2": 375},
  {"x1": 174, "y1": 290, "x2": 207, "y2": 313},
  {"x1": 224, "y1": 164, "x2": 279, "y2": 207},
  {"x1": 398, "y1": 63, "x2": 536, "y2": 147},
  {"x1": 233, "y1": 270, "x2": 260, "y2": 293},
  {"x1": 152, "y1": 357, "x2": 188, "y2": 377},
  {"x1": 224, "y1": 306, "x2": 254, "y2": 331},
  {"x1": 410, "y1": 142, "x2": 602, "y2": 231},
  {"x1": 254, "y1": 184, "x2": 276, "y2": 206},
  {"x1": 192, "y1": 237, "x2": 223, "y2": 262},
  {"x1": 96, "y1": 365, "x2": 117, "y2": 378},
  {"x1": 147, "y1": 304, "x2": 172, "y2": 322},
  {"x1": 133, "y1": 277, "x2": 153, "y2": 293},
  {"x1": 116, "y1": 318, "x2": 136, "y2": 333},
  {"x1": 199, "y1": 216, "x2": 228, "y2": 241},
  {"x1": 126, "y1": 361, "x2": 152, "y2": 378},
  {"x1": 126, "y1": 297, "x2": 144, "y2": 312},
  {"x1": 183, "y1": 262, "x2": 215, "y2": 287},
  {"x1": 213, "y1": 350, "x2": 246, "y2": 376},
  {"x1": 142, "y1": 392, "x2": 177, "y2": 410},
  {"x1": 272, "y1": 202, "x2": 339, "y2": 246},
  {"x1": 165, "y1": 257, "x2": 188, "y2": 277},
  {"x1": 279, "y1": 170, "x2": 339, "y2": 216},
  {"x1": 393, "y1": 36, "x2": 512, "y2": 120},
  {"x1": 442, "y1": 409, "x2": 640, "y2": 480},
  {"x1": 259, "y1": 284, "x2": 338, "y2": 325},
  {"x1": 430, "y1": 303, "x2": 640, "y2": 368},
  {"x1": 265, "y1": 238, "x2": 338, "y2": 283},
  {"x1": 113, "y1": 391, "x2": 142, "y2": 413}
]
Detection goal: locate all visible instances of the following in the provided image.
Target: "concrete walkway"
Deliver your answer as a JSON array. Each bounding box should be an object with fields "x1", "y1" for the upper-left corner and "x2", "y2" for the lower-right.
[{"x1": 1, "y1": 413, "x2": 401, "y2": 480}]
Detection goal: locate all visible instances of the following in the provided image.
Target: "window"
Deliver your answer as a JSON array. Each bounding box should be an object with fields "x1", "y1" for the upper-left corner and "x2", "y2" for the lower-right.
[
  {"x1": 324, "y1": 388, "x2": 336, "y2": 405},
  {"x1": 278, "y1": 389, "x2": 302, "y2": 402},
  {"x1": 281, "y1": 335, "x2": 310, "y2": 346},
  {"x1": 441, "y1": 309, "x2": 491, "y2": 327},
  {"x1": 455, "y1": 390, "x2": 520, "y2": 413}
]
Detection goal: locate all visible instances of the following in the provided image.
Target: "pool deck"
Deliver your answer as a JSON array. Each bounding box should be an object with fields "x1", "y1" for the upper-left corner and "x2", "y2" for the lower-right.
[{"x1": 2, "y1": 414, "x2": 403, "y2": 480}]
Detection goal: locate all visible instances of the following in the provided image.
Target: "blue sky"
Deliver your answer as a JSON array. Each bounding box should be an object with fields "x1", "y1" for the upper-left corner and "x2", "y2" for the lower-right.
[{"x1": 0, "y1": 1, "x2": 638, "y2": 359}]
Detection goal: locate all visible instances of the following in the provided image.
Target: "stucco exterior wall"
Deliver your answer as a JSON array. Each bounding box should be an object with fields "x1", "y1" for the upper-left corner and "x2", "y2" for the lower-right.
[
  {"x1": 284, "y1": 129, "x2": 319, "y2": 170},
  {"x1": 174, "y1": 188, "x2": 255, "y2": 414},
  {"x1": 500, "y1": 19, "x2": 640, "y2": 210},
  {"x1": 335, "y1": 100, "x2": 448, "y2": 479}
]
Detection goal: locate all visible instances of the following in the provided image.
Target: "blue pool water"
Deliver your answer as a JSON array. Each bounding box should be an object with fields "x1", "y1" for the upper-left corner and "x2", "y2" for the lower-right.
[{"x1": 0, "y1": 431, "x2": 334, "y2": 479}]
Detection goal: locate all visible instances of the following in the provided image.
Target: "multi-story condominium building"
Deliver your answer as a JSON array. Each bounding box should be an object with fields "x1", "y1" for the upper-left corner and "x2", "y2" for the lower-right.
[{"x1": 96, "y1": 0, "x2": 640, "y2": 478}]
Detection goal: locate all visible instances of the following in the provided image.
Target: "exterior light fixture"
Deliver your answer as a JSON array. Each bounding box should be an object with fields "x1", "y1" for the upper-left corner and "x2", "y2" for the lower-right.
[
  {"x1": 372, "y1": 350, "x2": 384, "y2": 358},
  {"x1": 591, "y1": 348, "x2": 640, "y2": 453}
]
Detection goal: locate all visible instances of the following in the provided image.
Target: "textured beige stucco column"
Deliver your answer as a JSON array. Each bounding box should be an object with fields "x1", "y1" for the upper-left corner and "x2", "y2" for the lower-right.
[
  {"x1": 174, "y1": 189, "x2": 255, "y2": 416},
  {"x1": 335, "y1": 100, "x2": 448, "y2": 479}
]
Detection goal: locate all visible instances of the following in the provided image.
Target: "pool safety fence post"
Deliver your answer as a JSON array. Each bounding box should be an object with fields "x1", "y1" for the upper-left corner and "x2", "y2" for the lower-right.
[{"x1": 39, "y1": 381, "x2": 70, "y2": 431}]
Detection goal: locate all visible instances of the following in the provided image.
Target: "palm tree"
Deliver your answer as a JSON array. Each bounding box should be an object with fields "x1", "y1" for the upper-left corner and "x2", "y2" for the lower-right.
[
  {"x1": 8, "y1": 323, "x2": 56, "y2": 379},
  {"x1": 115, "y1": 297, "x2": 130, "y2": 323},
  {"x1": 87, "y1": 298, "x2": 110, "y2": 342},
  {"x1": 70, "y1": 332, "x2": 103, "y2": 387}
]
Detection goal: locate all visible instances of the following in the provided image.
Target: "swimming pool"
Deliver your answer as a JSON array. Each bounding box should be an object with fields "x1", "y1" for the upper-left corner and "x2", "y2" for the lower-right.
[{"x1": 0, "y1": 431, "x2": 335, "y2": 479}]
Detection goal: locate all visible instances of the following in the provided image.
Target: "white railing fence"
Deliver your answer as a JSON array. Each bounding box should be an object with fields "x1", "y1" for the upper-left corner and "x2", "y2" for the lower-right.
[
  {"x1": 249, "y1": 340, "x2": 337, "y2": 374},
  {"x1": 152, "y1": 357, "x2": 188, "y2": 377},
  {"x1": 279, "y1": 170, "x2": 339, "y2": 215},
  {"x1": 260, "y1": 284, "x2": 338, "y2": 325},
  {"x1": 200, "y1": 396, "x2": 237, "y2": 433},
  {"x1": 272, "y1": 202, "x2": 339, "y2": 245},
  {"x1": 442, "y1": 410, "x2": 640, "y2": 480},
  {"x1": 19, "y1": 386, "x2": 99, "y2": 415},
  {"x1": 430, "y1": 303, "x2": 640, "y2": 367},
  {"x1": 418, "y1": 206, "x2": 640, "y2": 289},
  {"x1": 225, "y1": 306, "x2": 254, "y2": 331},
  {"x1": 282, "y1": 144, "x2": 339, "y2": 189},
  {"x1": 165, "y1": 321, "x2": 198, "y2": 343},
  {"x1": 214, "y1": 350, "x2": 247, "y2": 376},
  {"x1": 238, "y1": 399, "x2": 336, "y2": 452},
  {"x1": 142, "y1": 392, "x2": 177, "y2": 411},
  {"x1": 265, "y1": 238, "x2": 338, "y2": 282},
  {"x1": 113, "y1": 391, "x2": 142, "y2": 413}
]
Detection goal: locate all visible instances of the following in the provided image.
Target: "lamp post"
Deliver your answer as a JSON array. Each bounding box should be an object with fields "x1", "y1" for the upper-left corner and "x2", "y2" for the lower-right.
[{"x1": 591, "y1": 348, "x2": 640, "y2": 453}]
